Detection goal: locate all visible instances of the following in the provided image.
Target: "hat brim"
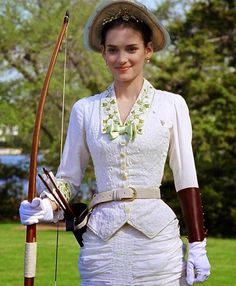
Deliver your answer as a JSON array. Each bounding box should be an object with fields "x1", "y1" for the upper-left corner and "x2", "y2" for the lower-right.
[{"x1": 84, "y1": 0, "x2": 170, "y2": 52}]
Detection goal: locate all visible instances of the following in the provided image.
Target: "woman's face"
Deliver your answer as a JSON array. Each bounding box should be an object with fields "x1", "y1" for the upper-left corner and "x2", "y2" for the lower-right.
[{"x1": 102, "y1": 26, "x2": 153, "y2": 83}]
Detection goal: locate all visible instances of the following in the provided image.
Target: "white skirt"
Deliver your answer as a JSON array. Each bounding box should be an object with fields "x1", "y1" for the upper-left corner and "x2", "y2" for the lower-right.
[{"x1": 79, "y1": 218, "x2": 188, "y2": 286}]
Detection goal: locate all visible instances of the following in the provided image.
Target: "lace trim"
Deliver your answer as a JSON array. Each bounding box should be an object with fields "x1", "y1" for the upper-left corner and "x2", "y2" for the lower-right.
[
  {"x1": 56, "y1": 179, "x2": 72, "y2": 202},
  {"x1": 101, "y1": 80, "x2": 154, "y2": 141},
  {"x1": 40, "y1": 178, "x2": 72, "y2": 204}
]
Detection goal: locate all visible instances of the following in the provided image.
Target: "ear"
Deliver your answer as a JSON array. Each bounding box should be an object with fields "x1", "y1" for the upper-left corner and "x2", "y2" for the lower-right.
[{"x1": 145, "y1": 42, "x2": 153, "y2": 60}]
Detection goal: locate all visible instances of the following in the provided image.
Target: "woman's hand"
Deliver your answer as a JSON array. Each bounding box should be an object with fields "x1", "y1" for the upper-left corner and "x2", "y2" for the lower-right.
[
  {"x1": 19, "y1": 198, "x2": 53, "y2": 225},
  {"x1": 186, "y1": 239, "x2": 211, "y2": 285}
]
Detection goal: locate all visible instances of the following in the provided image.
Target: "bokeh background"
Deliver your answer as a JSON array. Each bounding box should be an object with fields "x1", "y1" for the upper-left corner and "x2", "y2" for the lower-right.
[{"x1": 0, "y1": 0, "x2": 235, "y2": 285}]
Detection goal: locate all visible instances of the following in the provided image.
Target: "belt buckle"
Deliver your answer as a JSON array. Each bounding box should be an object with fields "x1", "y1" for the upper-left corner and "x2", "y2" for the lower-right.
[{"x1": 124, "y1": 187, "x2": 137, "y2": 201}]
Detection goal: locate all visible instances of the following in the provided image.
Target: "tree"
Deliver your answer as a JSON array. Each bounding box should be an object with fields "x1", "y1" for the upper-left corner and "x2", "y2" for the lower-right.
[
  {"x1": 0, "y1": 0, "x2": 111, "y2": 167},
  {"x1": 147, "y1": 0, "x2": 236, "y2": 236},
  {"x1": 0, "y1": 0, "x2": 109, "y2": 210},
  {"x1": 0, "y1": 162, "x2": 27, "y2": 220},
  {"x1": 0, "y1": 0, "x2": 235, "y2": 236}
]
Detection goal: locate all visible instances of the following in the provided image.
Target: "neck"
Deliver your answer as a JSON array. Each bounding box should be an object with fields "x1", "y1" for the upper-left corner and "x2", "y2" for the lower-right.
[{"x1": 114, "y1": 75, "x2": 144, "y2": 100}]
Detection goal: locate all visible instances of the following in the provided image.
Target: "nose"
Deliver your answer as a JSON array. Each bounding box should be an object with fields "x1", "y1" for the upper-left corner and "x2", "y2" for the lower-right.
[{"x1": 117, "y1": 51, "x2": 127, "y2": 65}]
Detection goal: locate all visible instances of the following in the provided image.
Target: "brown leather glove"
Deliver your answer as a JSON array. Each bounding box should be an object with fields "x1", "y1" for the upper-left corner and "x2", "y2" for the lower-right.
[{"x1": 177, "y1": 187, "x2": 206, "y2": 242}]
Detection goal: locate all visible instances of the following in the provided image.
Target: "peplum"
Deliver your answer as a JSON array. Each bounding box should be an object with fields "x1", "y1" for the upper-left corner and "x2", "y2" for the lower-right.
[
  {"x1": 56, "y1": 79, "x2": 197, "y2": 285},
  {"x1": 57, "y1": 79, "x2": 198, "y2": 240}
]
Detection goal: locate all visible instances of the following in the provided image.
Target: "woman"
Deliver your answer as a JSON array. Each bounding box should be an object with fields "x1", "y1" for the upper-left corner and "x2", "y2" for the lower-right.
[{"x1": 20, "y1": 0, "x2": 211, "y2": 285}]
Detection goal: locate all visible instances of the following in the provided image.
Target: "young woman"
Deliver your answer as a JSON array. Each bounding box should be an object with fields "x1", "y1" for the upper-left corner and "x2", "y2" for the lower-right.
[{"x1": 20, "y1": 1, "x2": 210, "y2": 285}]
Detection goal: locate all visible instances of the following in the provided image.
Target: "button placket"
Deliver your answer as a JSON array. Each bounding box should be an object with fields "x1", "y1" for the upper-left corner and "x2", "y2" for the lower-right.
[{"x1": 119, "y1": 139, "x2": 128, "y2": 181}]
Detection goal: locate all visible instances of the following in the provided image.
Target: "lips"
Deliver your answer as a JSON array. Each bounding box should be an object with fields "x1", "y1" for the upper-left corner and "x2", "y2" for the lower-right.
[{"x1": 116, "y1": 66, "x2": 130, "y2": 72}]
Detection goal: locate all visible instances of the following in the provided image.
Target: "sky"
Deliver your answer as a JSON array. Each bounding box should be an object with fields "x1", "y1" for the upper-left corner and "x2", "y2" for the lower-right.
[
  {"x1": 0, "y1": 0, "x2": 162, "y2": 83},
  {"x1": 139, "y1": 0, "x2": 160, "y2": 10}
]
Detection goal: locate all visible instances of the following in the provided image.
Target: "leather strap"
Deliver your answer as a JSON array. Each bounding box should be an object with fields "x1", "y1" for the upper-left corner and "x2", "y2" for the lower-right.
[
  {"x1": 178, "y1": 187, "x2": 206, "y2": 242},
  {"x1": 89, "y1": 187, "x2": 161, "y2": 209}
]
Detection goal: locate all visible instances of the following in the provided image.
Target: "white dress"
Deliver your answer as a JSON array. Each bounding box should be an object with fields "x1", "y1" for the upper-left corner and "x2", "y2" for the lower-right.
[{"x1": 57, "y1": 79, "x2": 198, "y2": 285}]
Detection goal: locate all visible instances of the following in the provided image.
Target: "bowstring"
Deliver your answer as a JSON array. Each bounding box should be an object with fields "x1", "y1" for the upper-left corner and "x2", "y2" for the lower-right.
[
  {"x1": 54, "y1": 20, "x2": 69, "y2": 286},
  {"x1": 60, "y1": 24, "x2": 68, "y2": 162}
]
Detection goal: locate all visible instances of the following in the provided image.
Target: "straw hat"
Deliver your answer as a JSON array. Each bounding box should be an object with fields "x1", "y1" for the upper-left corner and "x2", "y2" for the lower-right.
[{"x1": 84, "y1": 0, "x2": 170, "y2": 52}]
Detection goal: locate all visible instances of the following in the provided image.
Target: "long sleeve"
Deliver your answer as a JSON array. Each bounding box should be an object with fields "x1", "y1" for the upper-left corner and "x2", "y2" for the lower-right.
[
  {"x1": 168, "y1": 95, "x2": 198, "y2": 191},
  {"x1": 56, "y1": 99, "x2": 90, "y2": 197}
]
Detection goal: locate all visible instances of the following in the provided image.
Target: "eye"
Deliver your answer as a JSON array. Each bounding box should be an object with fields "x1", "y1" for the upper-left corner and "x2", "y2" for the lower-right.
[
  {"x1": 106, "y1": 47, "x2": 117, "y2": 54},
  {"x1": 127, "y1": 46, "x2": 138, "y2": 53}
]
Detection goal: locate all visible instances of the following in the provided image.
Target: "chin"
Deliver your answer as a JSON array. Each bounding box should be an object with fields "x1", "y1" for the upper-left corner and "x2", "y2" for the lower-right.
[{"x1": 114, "y1": 73, "x2": 139, "y2": 83}]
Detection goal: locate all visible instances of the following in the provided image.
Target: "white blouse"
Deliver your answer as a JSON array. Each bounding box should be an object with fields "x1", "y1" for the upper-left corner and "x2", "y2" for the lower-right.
[{"x1": 56, "y1": 79, "x2": 198, "y2": 240}]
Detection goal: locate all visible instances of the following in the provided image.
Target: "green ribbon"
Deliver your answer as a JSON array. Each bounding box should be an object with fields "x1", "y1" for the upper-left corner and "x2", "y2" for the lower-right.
[{"x1": 107, "y1": 122, "x2": 137, "y2": 141}]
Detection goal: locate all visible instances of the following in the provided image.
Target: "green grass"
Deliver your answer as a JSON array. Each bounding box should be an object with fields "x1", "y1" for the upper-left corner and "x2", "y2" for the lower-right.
[
  {"x1": 0, "y1": 222, "x2": 79, "y2": 286},
  {"x1": 203, "y1": 237, "x2": 236, "y2": 286},
  {"x1": 0, "y1": 223, "x2": 236, "y2": 285}
]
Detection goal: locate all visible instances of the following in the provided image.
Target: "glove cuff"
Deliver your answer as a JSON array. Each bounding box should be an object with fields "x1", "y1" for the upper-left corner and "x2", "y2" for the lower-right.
[{"x1": 189, "y1": 238, "x2": 207, "y2": 249}]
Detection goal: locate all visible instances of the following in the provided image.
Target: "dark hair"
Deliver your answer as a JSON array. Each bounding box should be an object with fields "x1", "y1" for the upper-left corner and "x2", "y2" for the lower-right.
[{"x1": 101, "y1": 17, "x2": 152, "y2": 47}]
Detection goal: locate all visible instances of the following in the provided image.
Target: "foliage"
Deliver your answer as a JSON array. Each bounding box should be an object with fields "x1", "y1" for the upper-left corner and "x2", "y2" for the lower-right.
[
  {"x1": 0, "y1": 163, "x2": 27, "y2": 220},
  {"x1": 148, "y1": 0, "x2": 236, "y2": 237},
  {"x1": 0, "y1": 0, "x2": 111, "y2": 165},
  {"x1": 0, "y1": 0, "x2": 235, "y2": 236}
]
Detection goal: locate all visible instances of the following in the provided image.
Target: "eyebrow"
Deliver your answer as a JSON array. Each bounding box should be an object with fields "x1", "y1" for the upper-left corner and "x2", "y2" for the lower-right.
[{"x1": 106, "y1": 44, "x2": 139, "y2": 48}]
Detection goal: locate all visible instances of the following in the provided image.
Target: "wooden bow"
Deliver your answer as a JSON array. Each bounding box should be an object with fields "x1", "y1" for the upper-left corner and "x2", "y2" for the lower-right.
[{"x1": 24, "y1": 11, "x2": 69, "y2": 286}]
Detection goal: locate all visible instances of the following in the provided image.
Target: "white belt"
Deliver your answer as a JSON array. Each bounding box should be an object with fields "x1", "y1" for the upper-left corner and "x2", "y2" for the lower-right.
[
  {"x1": 75, "y1": 187, "x2": 161, "y2": 231},
  {"x1": 89, "y1": 187, "x2": 161, "y2": 209}
]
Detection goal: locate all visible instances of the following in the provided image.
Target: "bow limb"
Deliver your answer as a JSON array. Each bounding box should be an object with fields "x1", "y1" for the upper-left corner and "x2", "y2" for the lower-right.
[{"x1": 24, "y1": 11, "x2": 69, "y2": 286}]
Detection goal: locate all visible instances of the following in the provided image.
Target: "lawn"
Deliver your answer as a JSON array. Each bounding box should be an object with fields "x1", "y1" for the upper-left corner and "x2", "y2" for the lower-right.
[
  {"x1": 0, "y1": 222, "x2": 236, "y2": 286},
  {"x1": 0, "y1": 223, "x2": 79, "y2": 286}
]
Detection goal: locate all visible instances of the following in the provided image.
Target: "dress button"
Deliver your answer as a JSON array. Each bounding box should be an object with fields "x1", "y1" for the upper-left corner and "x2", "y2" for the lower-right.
[
  {"x1": 120, "y1": 141, "x2": 127, "y2": 146},
  {"x1": 120, "y1": 152, "x2": 126, "y2": 158},
  {"x1": 121, "y1": 172, "x2": 128, "y2": 180}
]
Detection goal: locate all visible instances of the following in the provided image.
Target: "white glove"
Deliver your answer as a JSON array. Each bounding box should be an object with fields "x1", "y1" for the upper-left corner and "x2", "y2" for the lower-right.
[
  {"x1": 19, "y1": 197, "x2": 53, "y2": 225},
  {"x1": 186, "y1": 238, "x2": 211, "y2": 285}
]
